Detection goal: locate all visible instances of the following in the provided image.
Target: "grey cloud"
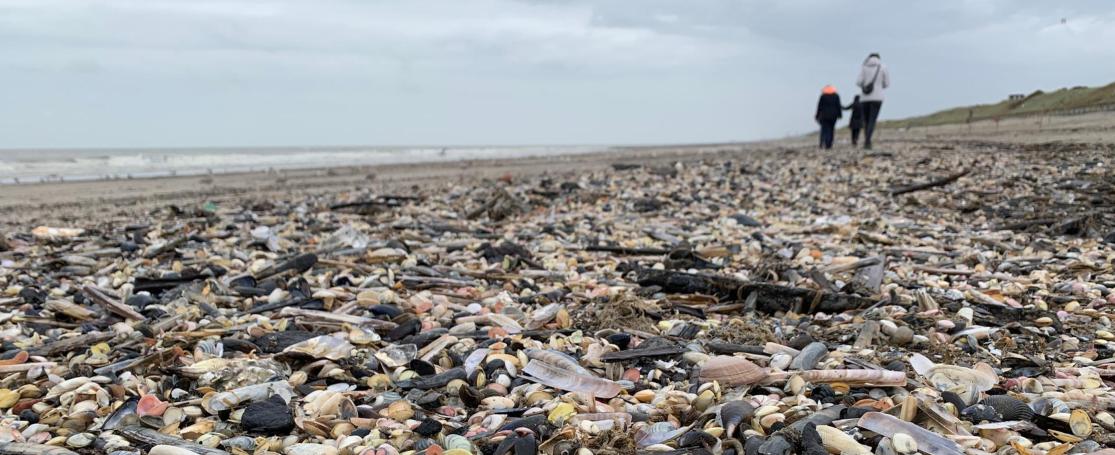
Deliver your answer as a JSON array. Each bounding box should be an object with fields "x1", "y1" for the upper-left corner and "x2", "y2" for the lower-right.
[{"x1": 0, "y1": 0, "x2": 1110, "y2": 148}]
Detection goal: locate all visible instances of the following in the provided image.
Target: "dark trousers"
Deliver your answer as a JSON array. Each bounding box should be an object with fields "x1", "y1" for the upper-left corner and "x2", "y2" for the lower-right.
[
  {"x1": 850, "y1": 127, "x2": 861, "y2": 145},
  {"x1": 819, "y1": 119, "x2": 836, "y2": 149},
  {"x1": 862, "y1": 101, "x2": 883, "y2": 148}
]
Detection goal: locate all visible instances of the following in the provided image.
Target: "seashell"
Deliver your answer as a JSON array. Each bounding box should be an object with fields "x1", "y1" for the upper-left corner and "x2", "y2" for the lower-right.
[
  {"x1": 386, "y1": 401, "x2": 414, "y2": 421},
  {"x1": 0, "y1": 389, "x2": 19, "y2": 408},
  {"x1": 789, "y1": 342, "x2": 827, "y2": 370},
  {"x1": 444, "y1": 434, "x2": 473, "y2": 452},
  {"x1": 549, "y1": 402, "x2": 577, "y2": 424},
  {"x1": 482, "y1": 396, "x2": 515, "y2": 409},
  {"x1": 138, "y1": 394, "x2": 169, "y2": 417},
  {"x1": 815, "y1": 424, "x2": 870, "y2": 455},
  {"x1": 633, "y1": 390, "x2": 655, "y2": 403},
  {"x1": 1029, "y1": 398, "x2": 1070, "y2": 416},
  {"x1": 979, "y1": 395, "x2": 1033, "y2": 422},
  {"x1": 522, "y1": 360, "x2": 621, "y2": 398},
  {"x1": 923, "y1": 362, "x2": 996, "y2": 404},
  {"x1": 1019, "y1": 378, "x2": 1042, "y2": 394},
  {"x1": 1095, "y1": 411, "x2": 1115, "y2": 431},
  {"x1": 376, "y1": 344, "x2": 418, "y2": 368},
  {"x1": 891, "y1": 432, "x2": 917, "y2": 454},
  {"x1": 692, "y1": 390, "x2": 715, "y2": 412},
  {"x1": 525, "y1": 349, "x2": 593, "y2": 376},
  {"x1": 66, "y1": 433, "x2": 95, "y2": 448},
  {"x1": 720, "y1": 400, "x2": 756, "y2": 438},
  {"x1": 759, "y1": 413, "x2": 785, "y2": 429},
  {"x1": 443, "y1": 450, "x2": 471, "y2": 455},
  {"x1": 149, "y1": 446, "x2": 200, "y2": 455},
  {"x1": 769, "y1": 353, "x2": 792, "y2": 371},
  {"x1": 1069, "y1": 409, "x2": 1092, "y2": 437},
  {"x1": 1048, "y1": 429, "x2": 1082, "y2": 443},
  {"x1": 282, "y1": 335, "x2": 354, "y2": 360},
  {"x1": 286, "y1": 443, "x2": 340, "y2": 455},
  {"x1": 634, "y1": 422, "x2": 686, "y2": 448},
  {"x1": 697, "y1": 356, "x2": 767, "y2": 386}
]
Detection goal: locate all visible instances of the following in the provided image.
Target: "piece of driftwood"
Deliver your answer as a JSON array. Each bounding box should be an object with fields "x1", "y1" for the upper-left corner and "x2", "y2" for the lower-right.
[
  {"x1": 279, "y1": 307, "x2": 397, "y2": 330},
  {"x1": 30, "y1": 331, "x2": 115, "y2": 356},
  {"x1": 584, "y1": 245, "x2": 669, "y2": 255},
  {"x1": 889, "y1": 170, "x2": 970, "y2": 196},
  {"x1": 849, "y1": 256, "x2": 886, "y2": 295},
  {"x1": 143, "y1": 236, "x2": 187, "y2": 259},
  {"x1": 853, "y1": 321, "x2": 880, "y2": 350},
  {"x1": 0, "y1": 443, "x2": 80, "y2": 455},
  {"x1": 636, "y1": 269, "x2": 874, "y2": 313},
  {"x1": 81, "y1": 285, "x2": 145, "y2": 321},
  {"x1": 599, "y1": 345, "x2": 688, "y2": 362},
  {"x1": 117, "y1": 425, "x2": 230, "y2": 455}
]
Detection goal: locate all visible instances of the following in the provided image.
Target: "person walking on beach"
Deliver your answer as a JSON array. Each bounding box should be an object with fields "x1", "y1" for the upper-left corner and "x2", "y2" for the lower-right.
[
  {"x1": 815, "y1": 85, "x2": 842, "y2": 149},
  {"x1": 844, "y1": 95, "x2": 864, "y2": 146},
  {"x1": 856, "y1": 53, "x2": 889, "y2": 149}
]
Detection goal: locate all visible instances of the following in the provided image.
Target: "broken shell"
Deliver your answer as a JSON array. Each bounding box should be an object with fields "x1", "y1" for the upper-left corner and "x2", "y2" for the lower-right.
[
  {"x1": 891, "y1": 432, "x2": 917, "y2": 454},
  {"x1": 816, "y1": 424, "x2": 871, "y2": 455}
]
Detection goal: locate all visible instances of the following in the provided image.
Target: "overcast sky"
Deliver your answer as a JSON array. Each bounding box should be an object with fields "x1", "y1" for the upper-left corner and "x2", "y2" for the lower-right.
[{"x1": 0, "y1": 0, "x2": 1112, "y2": 148}]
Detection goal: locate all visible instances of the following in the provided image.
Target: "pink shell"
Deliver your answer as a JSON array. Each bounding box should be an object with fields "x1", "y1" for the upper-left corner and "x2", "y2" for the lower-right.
[{"x1": 136, "y1": 394, "x2": 169, "y2": 417}]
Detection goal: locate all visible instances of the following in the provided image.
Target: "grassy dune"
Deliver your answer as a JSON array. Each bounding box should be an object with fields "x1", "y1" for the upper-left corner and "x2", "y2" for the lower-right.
[{"x1": 883, "y1": 81, "x2": 1115, "y2": 128}]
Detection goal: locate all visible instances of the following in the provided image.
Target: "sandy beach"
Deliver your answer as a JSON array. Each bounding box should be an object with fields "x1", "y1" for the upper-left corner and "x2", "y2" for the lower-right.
[
  {"x1": 3, "y1": 110, "x2": 1114, "y2": 227},
  {"x1": 0, "y1": 112, "x2": 1114, "y2": 454}
]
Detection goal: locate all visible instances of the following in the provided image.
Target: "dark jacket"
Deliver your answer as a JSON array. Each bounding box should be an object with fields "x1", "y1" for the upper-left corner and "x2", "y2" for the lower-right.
[
  {"x1": 816, "y1": 93, "x2": 842, "y2": 122},
  {"x1": 845, "y1": 100, "x2": 864, "y2": 128}
]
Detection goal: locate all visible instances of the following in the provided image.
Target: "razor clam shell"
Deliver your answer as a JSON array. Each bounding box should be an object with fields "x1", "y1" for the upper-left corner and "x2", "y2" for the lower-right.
[{"x1": 521, "y1": 359, "x2": 621, "y2": 398}]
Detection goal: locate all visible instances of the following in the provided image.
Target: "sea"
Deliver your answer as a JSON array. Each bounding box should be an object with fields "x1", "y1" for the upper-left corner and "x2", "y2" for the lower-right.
[{"x1": 0, "y1": 145, "x2": 609, "y2": 184}]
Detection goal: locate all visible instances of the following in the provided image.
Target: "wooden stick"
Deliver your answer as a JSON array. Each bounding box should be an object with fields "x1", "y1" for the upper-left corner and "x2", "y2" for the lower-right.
[
  {"x1": 889, "y1": 170, "x2": 970, "y2": 196},
  {"x1": 82, "y1": 285, "x2": 145, "y2": 321}
]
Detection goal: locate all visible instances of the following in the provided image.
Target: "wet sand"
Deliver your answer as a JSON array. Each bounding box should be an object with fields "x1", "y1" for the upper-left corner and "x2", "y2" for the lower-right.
[{"x1": 3, "y1": 110, "x2": 1114, "y2": 228}]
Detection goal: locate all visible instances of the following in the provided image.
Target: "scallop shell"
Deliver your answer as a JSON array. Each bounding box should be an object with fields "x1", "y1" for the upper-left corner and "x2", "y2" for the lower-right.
[
  {"x1": 697, "y1": 356, "x2": 768, "y2": 386},
  {"x1": 979, "y1": 395, "x2": 1034, "y2": 421}
]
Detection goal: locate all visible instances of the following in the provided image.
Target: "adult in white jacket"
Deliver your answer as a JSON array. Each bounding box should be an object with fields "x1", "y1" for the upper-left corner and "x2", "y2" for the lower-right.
[{"x1": 855, "y1": 53, "x2": 889, "y2": 149}]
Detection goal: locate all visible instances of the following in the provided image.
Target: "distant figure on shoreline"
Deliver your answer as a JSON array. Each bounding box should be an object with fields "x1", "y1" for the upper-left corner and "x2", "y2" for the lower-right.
[
  {"x1": 844, "y1": 95, "x2": 864, "y2": 146},
  {"x1": 815, "y1": 85, "x2": 842, "y2": 149},
  {"x1": 856, "y1": 53, "x2": 889, "y2": 149}
]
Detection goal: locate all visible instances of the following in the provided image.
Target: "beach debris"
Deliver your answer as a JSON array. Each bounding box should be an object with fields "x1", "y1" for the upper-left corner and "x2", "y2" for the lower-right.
[{"x1": 1, "y1": 138, "x2": 1114, "y2": 455}]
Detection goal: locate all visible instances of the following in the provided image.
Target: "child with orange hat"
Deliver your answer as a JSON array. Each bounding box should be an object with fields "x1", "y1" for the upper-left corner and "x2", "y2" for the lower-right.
[{"x1": 815, "y1": 85, "x2": 843, "y2": 149}]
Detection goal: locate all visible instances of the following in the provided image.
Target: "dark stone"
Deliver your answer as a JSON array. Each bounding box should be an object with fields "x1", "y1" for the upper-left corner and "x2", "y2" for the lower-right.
[
  {"x1": 960, "y1": 404, "x2": 1001, "y2": 423},
  {"x1": 744, "y1": 437, "x2": 765, "y2": 455},
  {"x1": 252, "y1": 330, "x2": 318, "y2": 353},
  {"x1": 605, "y1": 333, "x2": 632, "y2": 350},
  {"x1": 810, "y1": 384, "x2": 837, "y2": 403},
  {"x1": 731, "y1": 213, "x2": 762, "y2": 227},
  {"x1": 19, "y1": 409, "x2": 37, "y2": 423},
  {"x1": 414, "y1": 419, "x2": 443, "y2": 437},
  {"x1": 757, "y1": 434, "x2": 792, "y2": 455},
  {"x1": 352, "y1": 428, "x2": 371, "y2": 438},
  {"x1": 241, "y1": 395, "x2": 294, "y2": 434},
  {"x1": 19, "y1": 288, "x2": 44, "y2": 305},
  {"x1": 787, "y1": 333, "x2": 814, "y2": 350},
  {"x1": 125, "y1": 293, "x2": 157, "y2": 310},
  {"x1": 799, "y1": 423, "x2": 827, "y2": 455}
]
